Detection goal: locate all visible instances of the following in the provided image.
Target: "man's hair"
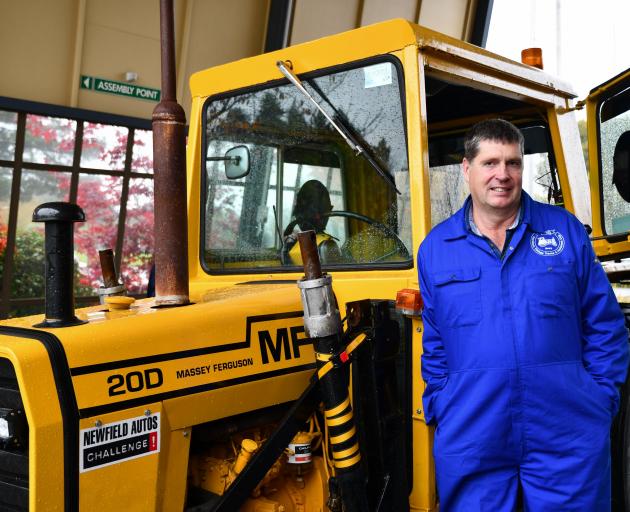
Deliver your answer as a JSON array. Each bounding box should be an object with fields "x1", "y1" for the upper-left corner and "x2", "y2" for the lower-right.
[{"x1": 463, "y1": 119, "x2": 524, "y2": 161}]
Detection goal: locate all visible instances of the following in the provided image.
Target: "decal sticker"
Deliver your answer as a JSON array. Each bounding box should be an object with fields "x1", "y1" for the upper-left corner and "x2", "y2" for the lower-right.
[
  {"x1": 80, "y1": 413, "x2": 160, "y2": 472},
  {"x1": 70, "y1": 311, "x2": 316, "y2": 414},
  {"x1": 530, "y1": 230, "x2": 565, "y2": 256},
  {"x1": 287, "y1": 443, "x2": 312, "y2": 464},
  {"x1": 364, "y1": 62, "x2": 392, "y2": 89}
]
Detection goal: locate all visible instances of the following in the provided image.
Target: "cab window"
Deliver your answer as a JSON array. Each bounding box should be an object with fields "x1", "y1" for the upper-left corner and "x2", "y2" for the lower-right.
[
  {"x1": 599, "y1": 85, "x2": 630, "y2": 235},
  {"x1": 424, "y1": 74, "x2": 561, "y2": 226},
  {"x1": 202, "y1": 58, "x2": 411, "y2": 272}
]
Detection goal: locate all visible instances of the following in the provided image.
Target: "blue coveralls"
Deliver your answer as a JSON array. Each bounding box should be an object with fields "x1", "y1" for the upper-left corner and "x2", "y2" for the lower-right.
[{"x1": 418, "y1": 192, "x2": 629, "y2": 511}]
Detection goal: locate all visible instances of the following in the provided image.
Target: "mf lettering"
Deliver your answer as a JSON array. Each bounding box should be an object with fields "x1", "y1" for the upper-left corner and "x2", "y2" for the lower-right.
[{"x1": 258, "y1": 326, "x2": 311, "y2": 364}]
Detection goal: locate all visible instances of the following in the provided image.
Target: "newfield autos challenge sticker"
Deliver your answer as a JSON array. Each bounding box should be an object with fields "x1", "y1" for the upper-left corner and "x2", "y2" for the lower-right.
[{"x1": 80, "y1": 413, "x2": 160, "y2": 472}]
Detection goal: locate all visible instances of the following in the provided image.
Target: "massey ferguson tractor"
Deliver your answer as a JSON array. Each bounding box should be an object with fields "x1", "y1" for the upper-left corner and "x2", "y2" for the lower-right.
[{"x1": 1, "y1": 0, "x2": 630, "y2": 510}]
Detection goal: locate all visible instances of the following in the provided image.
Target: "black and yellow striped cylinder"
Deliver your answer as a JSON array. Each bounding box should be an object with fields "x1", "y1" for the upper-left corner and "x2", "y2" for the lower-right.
[
  {"x1": 314, "y1": 334, "x2": 368, "y2": 511},
  {"x1": 296, "y1": 230, "x2": 368, "y2": 511}
]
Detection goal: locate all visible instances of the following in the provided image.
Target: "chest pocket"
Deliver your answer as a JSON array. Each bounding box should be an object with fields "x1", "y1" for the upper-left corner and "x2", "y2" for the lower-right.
[
  {"x1": 523, "y1": 262, "x2": 576, "y2": 318},
  {"x1": 433, "y1": 267, "x2": 482, "y2": 327}
]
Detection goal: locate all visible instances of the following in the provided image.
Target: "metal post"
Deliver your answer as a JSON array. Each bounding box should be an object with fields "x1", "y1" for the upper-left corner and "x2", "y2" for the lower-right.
[{"x1": 152, "y1": 0, "x2": 190, "y2": 306}]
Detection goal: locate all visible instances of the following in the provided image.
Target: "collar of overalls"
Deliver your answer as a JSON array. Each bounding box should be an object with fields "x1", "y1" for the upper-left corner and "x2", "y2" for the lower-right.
[{"x1": 441, "y1": 191, "x2": 546, "y2": 243}]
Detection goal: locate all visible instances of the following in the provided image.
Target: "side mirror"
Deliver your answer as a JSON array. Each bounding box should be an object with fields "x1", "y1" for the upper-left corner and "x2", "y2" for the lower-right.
[
  {"x1": 613, "y1": 131, "x2": 630, "y2": 202},
  {"x1": 225, "y1": 145, "x2": 250, "y2": 179},
  {"x1": 207, "y1": 145, "x2": 251, "y2": 179}
]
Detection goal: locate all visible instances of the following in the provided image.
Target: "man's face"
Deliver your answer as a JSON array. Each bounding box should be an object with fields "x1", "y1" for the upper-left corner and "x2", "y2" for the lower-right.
[{"x1": 463, "y1": 140, "x2": 523, "y2": 215}]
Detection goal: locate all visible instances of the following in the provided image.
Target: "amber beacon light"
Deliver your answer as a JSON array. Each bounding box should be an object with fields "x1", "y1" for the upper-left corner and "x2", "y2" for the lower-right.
[{"x1": 521, "y1": 48, "x2": 544, "y2": 69}]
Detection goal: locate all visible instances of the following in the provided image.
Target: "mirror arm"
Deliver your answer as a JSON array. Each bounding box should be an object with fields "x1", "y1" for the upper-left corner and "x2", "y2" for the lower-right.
[{"x1": 207, "y1": 156, "x2": 240, "y2": 163}]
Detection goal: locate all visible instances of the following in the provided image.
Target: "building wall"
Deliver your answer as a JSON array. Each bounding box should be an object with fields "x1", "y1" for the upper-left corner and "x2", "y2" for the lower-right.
[
  {"x1": 0, "y1": 0, "x2": 79, "y2": 106},
  {"x1": 0, "y1": 0, "x2": 480, "y2": 120}
]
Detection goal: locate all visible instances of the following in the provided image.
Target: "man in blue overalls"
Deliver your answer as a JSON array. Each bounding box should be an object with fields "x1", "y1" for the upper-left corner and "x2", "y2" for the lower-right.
[{"x1": 418, "y1": 119, "x2": 629, "y2": 510}]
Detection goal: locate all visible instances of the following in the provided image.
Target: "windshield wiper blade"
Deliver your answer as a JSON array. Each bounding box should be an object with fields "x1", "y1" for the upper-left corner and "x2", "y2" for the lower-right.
[{"x1": 276, "y1": 60, "x2": 400, "y2": 194}]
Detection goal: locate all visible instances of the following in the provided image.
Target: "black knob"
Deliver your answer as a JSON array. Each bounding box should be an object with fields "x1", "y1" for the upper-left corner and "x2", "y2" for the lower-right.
[
  {"x1": 32, "y1": 202, "x2": 85, "y2": 223},
  {"x1": 32, "y1": 202, "x2": 87, "y2": 328}
]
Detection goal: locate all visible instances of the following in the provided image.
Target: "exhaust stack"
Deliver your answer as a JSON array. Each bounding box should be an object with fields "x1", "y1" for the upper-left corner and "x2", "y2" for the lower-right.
[
  {"x1": 152, "y1": 0, "x2": 189, "y2": 306},
  {"x1": 32, "y1": 202, "x2": 86, "y2": 328}
]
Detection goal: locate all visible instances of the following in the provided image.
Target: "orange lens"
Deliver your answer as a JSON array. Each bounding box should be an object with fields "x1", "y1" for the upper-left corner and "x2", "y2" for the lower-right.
[{"x1": 395, "y1": 288, "x2": 423, "y2": 315}]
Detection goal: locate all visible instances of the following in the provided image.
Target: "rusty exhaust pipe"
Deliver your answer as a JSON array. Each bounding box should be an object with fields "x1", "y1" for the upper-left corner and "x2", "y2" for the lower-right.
[{"x1": 152, "y1": 0, "x2": 189, "y2": 306}]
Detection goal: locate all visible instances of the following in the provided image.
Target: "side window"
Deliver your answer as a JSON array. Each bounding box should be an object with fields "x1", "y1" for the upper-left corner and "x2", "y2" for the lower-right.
[{"x1": 599, "y1": 86, "x2": 630, "y2": 234}]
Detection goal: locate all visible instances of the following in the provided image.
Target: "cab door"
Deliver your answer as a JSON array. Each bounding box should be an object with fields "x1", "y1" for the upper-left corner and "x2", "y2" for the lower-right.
[
  {"x1": 586, "y1": 67, "x2": 630, "y2": 511},
  {"x1": 587, "y1": 68, "x2": 630, "y2": 261}
]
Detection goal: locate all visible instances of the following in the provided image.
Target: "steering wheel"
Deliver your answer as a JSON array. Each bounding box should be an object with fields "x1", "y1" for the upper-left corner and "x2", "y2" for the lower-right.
[{"x1": 325, "y1": 210, "x2": 411, "y2": 263}]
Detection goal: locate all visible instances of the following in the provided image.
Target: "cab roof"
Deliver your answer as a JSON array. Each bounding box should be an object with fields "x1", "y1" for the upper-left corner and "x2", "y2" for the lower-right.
[{"x1": 189, "y1": 18, "x2": 576, "y2": 101}]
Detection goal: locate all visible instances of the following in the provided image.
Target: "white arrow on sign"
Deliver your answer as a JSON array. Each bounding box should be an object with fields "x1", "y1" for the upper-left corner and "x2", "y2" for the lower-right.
[{"x1": 83, "y1": 77, "x2": 91, "y2": 89}]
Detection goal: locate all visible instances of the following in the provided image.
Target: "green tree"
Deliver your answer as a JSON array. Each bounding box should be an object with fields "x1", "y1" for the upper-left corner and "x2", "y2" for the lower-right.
[{"x1": 1, "y1": 113, "x2": 155, "y2": 318}]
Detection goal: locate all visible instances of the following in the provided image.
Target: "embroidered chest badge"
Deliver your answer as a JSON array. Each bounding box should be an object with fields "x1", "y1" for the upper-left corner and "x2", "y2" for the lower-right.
[{"x1": 530, "y1": 229, "x2": 565, "y2": 256}]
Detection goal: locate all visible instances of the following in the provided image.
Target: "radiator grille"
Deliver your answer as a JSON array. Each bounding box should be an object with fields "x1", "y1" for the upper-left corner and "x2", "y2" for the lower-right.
[{"x1": 0, "y1": 358, "x2": 28, "y2": 511}]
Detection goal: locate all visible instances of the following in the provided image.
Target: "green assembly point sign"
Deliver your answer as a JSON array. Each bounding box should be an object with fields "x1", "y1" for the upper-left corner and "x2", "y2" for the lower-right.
[{"x1": 80, "y1": 75, "x2": 161, "y2": 102}]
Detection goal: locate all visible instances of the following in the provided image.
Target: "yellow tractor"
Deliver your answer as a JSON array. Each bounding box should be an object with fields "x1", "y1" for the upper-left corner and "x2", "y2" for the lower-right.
[{"x1": 1, "y1": 4, "x2": 630, "y2": 511}]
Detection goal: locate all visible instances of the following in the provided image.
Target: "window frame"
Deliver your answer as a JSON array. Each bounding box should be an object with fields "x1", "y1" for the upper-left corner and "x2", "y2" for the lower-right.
[
  {"x1": 0, "y1": 96, "x2": 154, "y2": 319},
  {"x1": 596, "y1": 82, "x2": 630, "y2": 238}
]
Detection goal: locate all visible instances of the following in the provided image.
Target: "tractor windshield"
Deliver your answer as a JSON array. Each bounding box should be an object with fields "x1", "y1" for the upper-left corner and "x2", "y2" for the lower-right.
[{"x1": 202, "y1": 57, "x2": 411, "y2": 273}]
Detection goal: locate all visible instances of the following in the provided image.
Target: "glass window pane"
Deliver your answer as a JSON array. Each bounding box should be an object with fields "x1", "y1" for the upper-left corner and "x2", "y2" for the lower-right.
[
  {"x1": 23, "y1": 115, "x2": 76, "y2": 165},
  {"x1": 0, "y1": 167, "x2": 11, "y2": 226},
  {"x1": 13, "y1": 170, "x2": 71, "y2": 299},
  {"x1": 203, "y1": 59, "x2": 411, "y2": 270},
  {"x1": 601, "y1": 108, "x2": 630, "y2": 234},
  {"x1": 131, "y1": 129, "x2": 153, "y2": 173},
  {"x1": 122, "y1": 177, "x2": 154, "y2": 294},
  {"x1": 0, "y1": 111, "x2": 18, "y2": 160},
  {"x1": 281, "y1": 189, "x2": 294, "y2": 233},
  {"x1": 0, "y1": 167, "x2": 11, "y2": 293},
  {"x1": 81, "y1": 123, "x2": 129, "y2": 171},
  {"x1": 428, "y1": 163, "x2": 468, "y2": 227},
  {"x1": 522, "y1": 153, "x2": 553, "y2": 204},
  {"x1": 286, "y1": 164, "x2": 347, "y2": 243},
  {"x1": 16, "y1": 170, "x2": 71, "y2": 230},
  {"x1": 297, "y1": 165, "x2": 331, "y2": 187},
  {"x1": 204, "y1": 143, "x2": 279, "y2": 270},
  {"x1": 75, "y1": 174, "x2": 123, "y2": 294},
  {"x1": 208, "y1": 183, "x2": 245, "y2": 249}
]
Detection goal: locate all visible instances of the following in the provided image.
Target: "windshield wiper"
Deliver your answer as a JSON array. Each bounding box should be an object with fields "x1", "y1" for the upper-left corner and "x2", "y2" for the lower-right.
[{"x1": 276, "y1": 60, "x2": 400, "y2": 194}]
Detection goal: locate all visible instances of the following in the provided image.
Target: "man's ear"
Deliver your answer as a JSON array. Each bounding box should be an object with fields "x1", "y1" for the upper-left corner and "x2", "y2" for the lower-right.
[{"x1": 462, "y1": 158, "x2": 470, "y2": 184}]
